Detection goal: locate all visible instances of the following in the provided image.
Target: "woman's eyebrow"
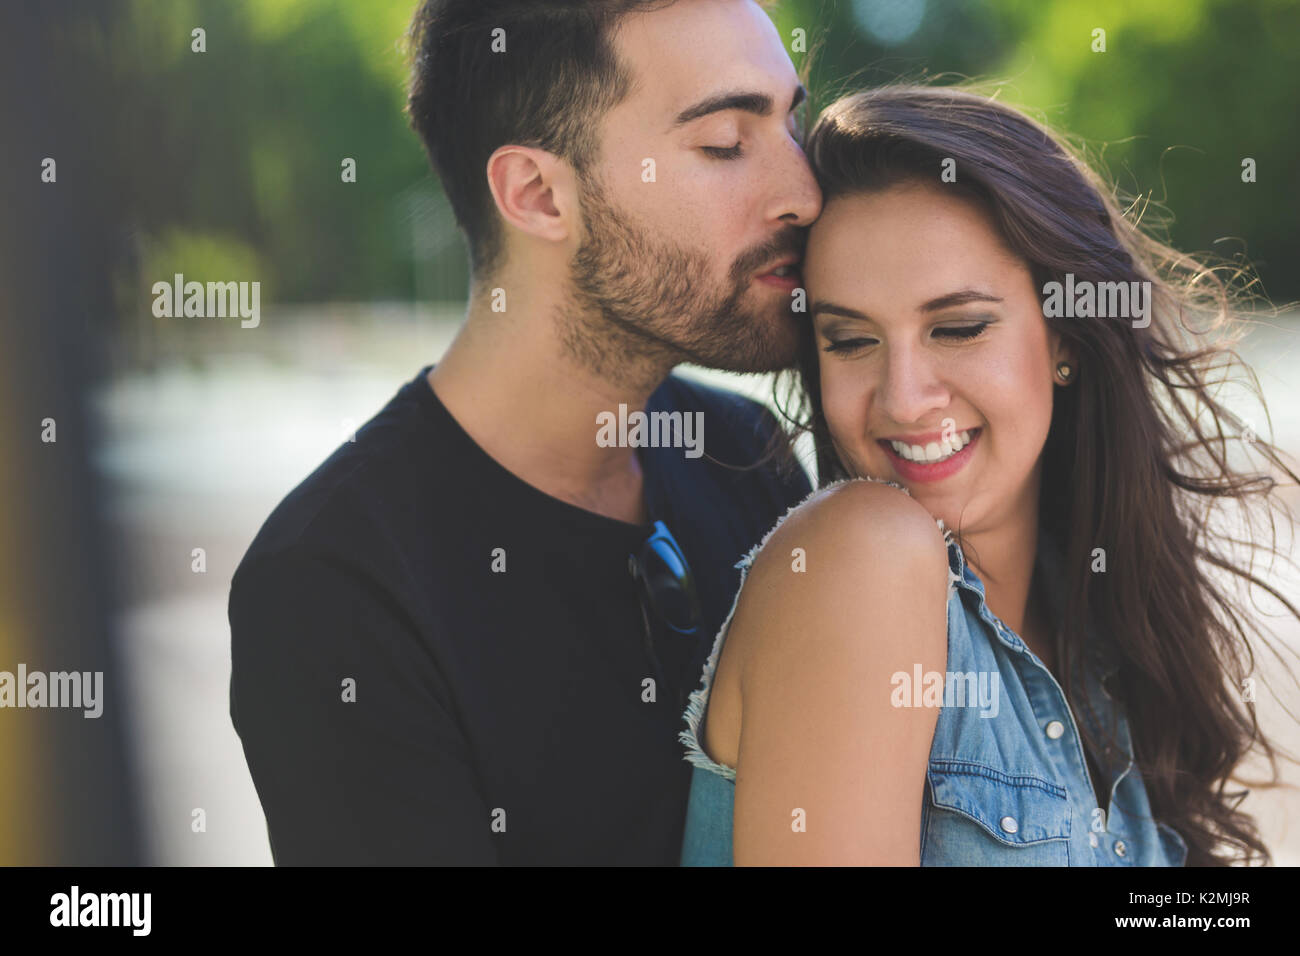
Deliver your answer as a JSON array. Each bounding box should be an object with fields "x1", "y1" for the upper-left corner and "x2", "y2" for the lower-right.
[
  {"x1": 812, "y1": 290, "x2": 1004, "y2": 322},
  {"x1": 810, "y1": 301, "x2": 869, "y2": 321},
  {"x1": 920, "y1": 290, "x2": 1003, "y2": 312}
]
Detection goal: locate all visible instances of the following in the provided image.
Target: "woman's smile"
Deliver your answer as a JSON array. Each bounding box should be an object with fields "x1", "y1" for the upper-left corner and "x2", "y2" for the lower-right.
[{"x1": 879, "y1": 426, "x2": 983, "y2": 483}]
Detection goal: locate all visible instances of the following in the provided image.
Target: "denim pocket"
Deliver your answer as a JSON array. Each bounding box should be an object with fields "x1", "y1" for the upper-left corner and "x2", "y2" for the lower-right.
[{"x1": 922, "y1": 760, "x2": 1071, "y2": 866}]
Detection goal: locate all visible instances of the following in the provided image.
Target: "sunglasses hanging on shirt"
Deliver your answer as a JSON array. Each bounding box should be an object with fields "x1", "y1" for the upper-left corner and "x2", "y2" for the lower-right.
[{"x1": 628, "y1": 520, "x2": 704, "y2": 709}]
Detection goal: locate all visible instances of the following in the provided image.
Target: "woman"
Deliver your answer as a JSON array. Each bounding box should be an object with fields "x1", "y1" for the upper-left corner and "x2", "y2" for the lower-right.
[{"x1": 678, "y1": 85, "x2": 1298, "y2": 866}]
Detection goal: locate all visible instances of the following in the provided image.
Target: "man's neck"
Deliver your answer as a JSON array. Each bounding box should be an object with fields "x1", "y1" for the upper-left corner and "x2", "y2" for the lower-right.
[{"x1": 427, "y1": 289, "x2": 670, "y2": 526}]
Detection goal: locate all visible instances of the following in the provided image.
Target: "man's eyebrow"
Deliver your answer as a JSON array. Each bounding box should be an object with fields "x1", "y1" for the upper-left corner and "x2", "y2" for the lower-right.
[{"x1": 671, "y1": 83, "x2": 807, "y2": 129}]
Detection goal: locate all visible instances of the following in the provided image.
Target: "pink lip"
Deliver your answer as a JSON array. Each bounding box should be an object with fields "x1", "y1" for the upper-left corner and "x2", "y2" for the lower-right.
[
  {"x1": 753, "y1": 254, "x2": 803, "y2": 292},
  {"x1": 879, "y1": 428, "x2": 982, "y2": 483},
  {"x1": 754, "y1": 272, "x2": 802, "y2": 292}
]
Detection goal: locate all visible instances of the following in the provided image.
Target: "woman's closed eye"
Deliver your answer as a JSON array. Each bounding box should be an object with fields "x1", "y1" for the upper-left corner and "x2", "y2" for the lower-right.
[
  {"x1": 822, "y1": 336, "x2": 877, "y2": 354},
  {"x1": 822, "y1": 321, "x2": 992, "y2": 354},
  {"x1": 932, "y1": 320, "x2": 991, "y2": 341}
]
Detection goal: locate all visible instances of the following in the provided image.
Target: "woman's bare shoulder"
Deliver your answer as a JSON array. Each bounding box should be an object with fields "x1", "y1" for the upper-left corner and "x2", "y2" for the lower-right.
[
  {"x1": 724, "y1": 477, "x2": 951, "y2": 680},
  {"x1": 747, "y1": 477, "x2": 949, "y2": 586},
  {"x1": 724, "y1": 478, "x2": 952, "y2": 863}
]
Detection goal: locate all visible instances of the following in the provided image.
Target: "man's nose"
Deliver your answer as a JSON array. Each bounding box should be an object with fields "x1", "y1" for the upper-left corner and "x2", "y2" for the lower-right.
[{"x1": 770, "y1": 137, "x2": 823, "y2": 227}]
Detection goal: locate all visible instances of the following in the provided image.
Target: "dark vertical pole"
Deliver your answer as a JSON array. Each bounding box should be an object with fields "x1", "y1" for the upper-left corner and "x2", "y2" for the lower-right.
[{"x1": 0, "y1": 0, "x2": 145, "y2": 866}]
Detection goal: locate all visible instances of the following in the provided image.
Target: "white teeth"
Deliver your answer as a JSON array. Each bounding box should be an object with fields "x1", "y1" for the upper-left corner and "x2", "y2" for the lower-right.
[{"x1": 888, "y1": 429, "x2": 976, "y2": 463}]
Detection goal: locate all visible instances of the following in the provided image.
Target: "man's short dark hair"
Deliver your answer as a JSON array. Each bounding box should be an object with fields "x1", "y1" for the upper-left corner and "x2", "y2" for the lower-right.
[{"x1": 405, "y1": 0, "x2": 688, "y2": 281}]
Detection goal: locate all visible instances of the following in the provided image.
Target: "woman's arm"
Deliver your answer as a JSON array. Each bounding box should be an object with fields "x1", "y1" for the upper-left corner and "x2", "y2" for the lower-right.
[{"x1": 728, "y1": 480, "x2": 950, "y2": 865}]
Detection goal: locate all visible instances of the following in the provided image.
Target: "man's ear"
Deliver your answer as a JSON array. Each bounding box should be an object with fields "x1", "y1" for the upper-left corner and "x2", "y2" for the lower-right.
[{"x1": 484, "y1": 145, "x2": 575, "y2": 245}]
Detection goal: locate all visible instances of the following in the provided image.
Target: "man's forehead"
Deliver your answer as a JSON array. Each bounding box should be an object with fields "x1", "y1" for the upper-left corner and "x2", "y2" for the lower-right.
[{"x1": 612, "y1": 0, "x2": 797, "y2": 119}]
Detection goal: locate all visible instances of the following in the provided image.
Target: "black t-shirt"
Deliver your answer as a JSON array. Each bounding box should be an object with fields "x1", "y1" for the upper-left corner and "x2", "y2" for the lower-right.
[{"x1": 228, "y1": 364, "x2": 811, "y2": 864}]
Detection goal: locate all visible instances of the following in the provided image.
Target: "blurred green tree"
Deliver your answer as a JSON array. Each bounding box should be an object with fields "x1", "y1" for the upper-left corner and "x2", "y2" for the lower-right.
[{"x1": 89, "y1": 0, "x2": 1298, "y2": 308}]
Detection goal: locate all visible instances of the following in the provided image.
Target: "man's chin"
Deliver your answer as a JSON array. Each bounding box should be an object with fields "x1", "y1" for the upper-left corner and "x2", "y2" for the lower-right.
[{"x1": 690, "y1": 310, "x2": 801, "y2": 373}]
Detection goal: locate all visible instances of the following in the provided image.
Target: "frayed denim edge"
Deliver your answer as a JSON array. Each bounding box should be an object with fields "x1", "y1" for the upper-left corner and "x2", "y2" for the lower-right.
[{"x1": 678, "y1": 475, "x2": 960, "y2": 783}]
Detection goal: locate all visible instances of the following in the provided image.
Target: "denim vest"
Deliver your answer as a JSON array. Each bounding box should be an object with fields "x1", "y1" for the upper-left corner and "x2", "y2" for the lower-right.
[{"x1": 678, "y1": 478, "x2": 1188, "y2": 866}]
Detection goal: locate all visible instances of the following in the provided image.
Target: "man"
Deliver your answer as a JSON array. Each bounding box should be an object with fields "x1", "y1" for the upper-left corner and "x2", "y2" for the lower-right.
[{"x1": 229, "y1": 0, "x2": 822, "y2": 864}]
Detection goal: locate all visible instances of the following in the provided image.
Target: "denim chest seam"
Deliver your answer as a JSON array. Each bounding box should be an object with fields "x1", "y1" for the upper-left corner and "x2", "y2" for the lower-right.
[{"x1": 950, "y1": 575, "x2": 1126, "y2": 819}]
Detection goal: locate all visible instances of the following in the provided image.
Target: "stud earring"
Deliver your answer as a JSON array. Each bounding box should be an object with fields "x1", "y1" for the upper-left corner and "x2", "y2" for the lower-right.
[{"x1": 1055, "y1": 362, "x2": 1074, "y2": 385}]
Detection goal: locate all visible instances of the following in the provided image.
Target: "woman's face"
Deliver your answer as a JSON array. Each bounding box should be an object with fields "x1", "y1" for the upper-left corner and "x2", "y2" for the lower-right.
[{"x1": 803, "y1": 181, "x2": 1069, "y2": 537}]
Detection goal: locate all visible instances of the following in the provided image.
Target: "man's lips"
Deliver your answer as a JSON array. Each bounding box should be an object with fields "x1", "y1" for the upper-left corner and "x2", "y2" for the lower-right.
[
  {"x1": 754, "y1": 256, "x2": 803, "y2": 291},
  {"x1": 755, "y1": 254, "x2": 801, "y2": 276}
]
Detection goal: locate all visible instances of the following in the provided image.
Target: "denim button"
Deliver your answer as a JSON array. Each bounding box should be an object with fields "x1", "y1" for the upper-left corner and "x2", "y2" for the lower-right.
[
  {"x1": 999, "y1": 816, "x2": 1018, "y2": 834},
  {"x1": 1089, "y1": 832, "x2": 1099, "y2": 848},
  {"x1": 1114, "y1": 840, "x2": 1128, "y2": 857},
  {"x1": 1045, "y1": 720, "x2": 1065, "y2": 739}
]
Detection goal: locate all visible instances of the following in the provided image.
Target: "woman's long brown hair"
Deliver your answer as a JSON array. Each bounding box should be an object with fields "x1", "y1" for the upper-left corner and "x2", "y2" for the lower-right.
[{"x1": 772, "y1": 84, "x2": 1300, "y2": 865}]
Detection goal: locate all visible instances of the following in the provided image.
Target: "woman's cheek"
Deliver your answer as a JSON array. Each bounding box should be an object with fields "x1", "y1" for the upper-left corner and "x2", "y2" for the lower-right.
[
  {"x1": 823, "y1": 378, "x2": 873, "y2": 466},
  {"x1": 992, "y1": 370, "x2": 1054, "y2": 472}
]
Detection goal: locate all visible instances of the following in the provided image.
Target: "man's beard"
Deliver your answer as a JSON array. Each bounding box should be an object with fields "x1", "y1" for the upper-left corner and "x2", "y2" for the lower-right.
[{"x1": 562, "y1": 168, "x2": 805, "y2": 383}]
